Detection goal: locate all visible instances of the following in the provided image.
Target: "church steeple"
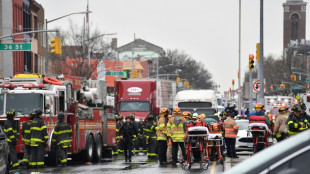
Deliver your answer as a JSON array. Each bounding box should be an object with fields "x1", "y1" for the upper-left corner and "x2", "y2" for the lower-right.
[{"x1": 283, "y1": 0, "x2": 307, "y2": 49}]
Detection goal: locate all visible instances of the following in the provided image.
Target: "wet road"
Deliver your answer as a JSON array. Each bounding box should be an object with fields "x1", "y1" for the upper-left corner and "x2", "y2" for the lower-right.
[{"x1": 10, "y1": 154, "x2": 226, "y2": 174}]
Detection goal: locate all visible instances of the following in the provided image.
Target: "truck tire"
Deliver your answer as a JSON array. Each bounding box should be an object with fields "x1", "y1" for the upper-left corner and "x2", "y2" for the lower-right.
[
  {"x1": 93, "y1": 134, "x2": 103, "y2": 162},
  {"x1": 85, "y1": 135, "x2": 94, "y2": 162}
]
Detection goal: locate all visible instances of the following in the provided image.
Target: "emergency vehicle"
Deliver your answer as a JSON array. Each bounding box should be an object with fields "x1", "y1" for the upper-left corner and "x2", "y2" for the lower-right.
[
  {"x1": 264, "y1": 96, "x2": 295, "y2": 111},
  {"x1": 175, "y1": 90, "x2": 218, "y2": 116},
  {"x1": 115, "y1": 79, "x2": 176, "y2": 120},
  {"x1": 302, "y1": 92, "x2": 310, "y2": 115},
  {"x1": 0, "y1": 74, "x2": 116, "y2": 163}
]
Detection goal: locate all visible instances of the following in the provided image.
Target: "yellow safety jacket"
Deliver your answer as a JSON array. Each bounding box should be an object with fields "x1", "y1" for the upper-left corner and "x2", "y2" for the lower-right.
[
  {"x1": 156, "y1": 115, "x2": 167, "y2": 141},
  {"x1": 166, "y1": 114, "x2": 186, "y2": 142}
]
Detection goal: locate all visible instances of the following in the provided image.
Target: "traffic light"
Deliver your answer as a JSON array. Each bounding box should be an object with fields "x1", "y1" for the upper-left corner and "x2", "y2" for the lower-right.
[
  {"x1": 132, "y1": 69, "x2": 139, "y2": 78},
  {"x1": 232, "y1": 79, "x2": 235, "y2": 86},
  {"x1": 184, "y1": 81, "x2": 189, "y2": 89},
  {"x1": 290, "y1": 75, "x2": 297, "y2": 81},
  {"x1": 50, "y1": 36, "x2": 62, "y2": 55},
  {"x1": 256, "y1": 43, "x2": 260, "y2": 63},
  {"x1": 270, "y1": 85, "x2": 274, "y2": 90},
  {"x1": 280, "y1": 83, "x2": 285, "y2": 89},
  {"x1": 294, "y1": 75, "x2": 296, "y2": 81},
  {"x1": 176, "y1": 77, "x2": 180, "y2": 84},
  {"x1": 249, "y1": 54, "x2": 255, "y2": 71}
]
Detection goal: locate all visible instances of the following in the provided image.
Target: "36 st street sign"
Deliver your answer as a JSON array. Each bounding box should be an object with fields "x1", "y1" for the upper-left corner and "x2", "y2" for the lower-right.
[{"x1": 0, "y1": 43, "x2": 32, "y2": 51}]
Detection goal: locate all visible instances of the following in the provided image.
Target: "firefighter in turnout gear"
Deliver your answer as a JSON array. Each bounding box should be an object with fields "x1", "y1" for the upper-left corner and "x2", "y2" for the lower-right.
[
  {"x1": 273, "y1": 104, "x2": 289, "y2": 142},
  {"x1": 130, "y1": 113, "x2": 139, "y2": 155},
  {"x1": 144, "y1": 115, "x2": 158, "y2": 159},
  {"x1": 135, "y1": 117, "x2": 147, "y2": 154},
  {"x1": 287, "y1": 104, "x2": 309, "y2": 136},
  {"x1": 52, "y1": 112, "x2": 72, "y2": 166},
  {"x1": 119, "y1": 116, "x2": 138, "y2": 162},
  {"x1": 116, "y1": 115, "x2": 124, "y2": 155},
  {"x1": 21, "y1": 111, "x2": 36, "y2": 167},
  {"x1": 29, "y1": 109, "x2": 48, "y2": 168},
  {"x1": 4, "y1": 110, "x2": 19, "y2": 169},
  {"x1": 156, "y1": 108, "x2": 169, "y2": 165},
  {"x1": 114, "y1": 115, "x2": 123, "y2": 155},
  {"x1": 167, "y1": 107, "x2": 187, "y2": 166}
]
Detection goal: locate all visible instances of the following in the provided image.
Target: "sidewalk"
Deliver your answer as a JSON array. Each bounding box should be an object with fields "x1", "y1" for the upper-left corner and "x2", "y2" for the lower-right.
[{"x1": 223, "y1": 154, "x2": 250, "y2": 172}]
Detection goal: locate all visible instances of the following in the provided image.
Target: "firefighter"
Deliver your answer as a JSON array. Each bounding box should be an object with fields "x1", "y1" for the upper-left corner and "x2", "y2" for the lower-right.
[
  {"x1": 273, "y1": 104, "x2": 288, "y2": 142},
  {"x1": 130, "y1": 113, "x2": 139, "y2": 154},
  {"x1": 287, "y1": 104, "x2": 309, "y2": 136},
  {"x1": 29, "y1": 109, "x2": 48, "y2": 168},
  {"x1": 183, "y1": 111, "x2": 194, "y2": 133},
  {"x1": 3, "y1": 110, "x2": 19, "y2": 169},
  {"x1": 167, "y1": 107, "x2": 187, "y2": 166},
  {"x1": 135, "y1": 117, "x2": 147, "y2": 154},
  {"x1": 52, "y1": 112, "x2": 72, "y2": 167},
  {"x1": 144, "y1": 115, "x2": 157, "y2": 159},
  {"x1": 223, "y1": 108, "x2": 239, "y2": 158},
  {"x1": 300, "y1": 102, "x2": 310, "y2": 124},
  {"x1": 116, "y1": 115, "x2": 124, "y2": 155},
  {"x1": 21, "y1": 111, "x2": 36, "y2": 167},
  {"x1": 156, "y1": 108, "x2": 169, "y2": 165},
  {"x1": 119, "y1": 116, "x2": 138, "y2": 162}
]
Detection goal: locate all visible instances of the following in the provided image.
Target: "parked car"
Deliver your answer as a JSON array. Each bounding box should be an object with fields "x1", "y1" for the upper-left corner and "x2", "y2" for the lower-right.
[
  {"x1": 225, "y1": 129, "x2": 310, "y2": 174},
  {"x1": 235, "y1": 120, "x2": 253, "y2": 151},
  {"x1": 0, "y1": 127, "x2": 9, "y2": 174}
]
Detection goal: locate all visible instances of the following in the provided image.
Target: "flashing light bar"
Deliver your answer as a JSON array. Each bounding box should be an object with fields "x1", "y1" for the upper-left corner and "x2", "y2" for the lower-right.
[{"x1": 1, "y1": 83, "x2": 45, "y2": 89}]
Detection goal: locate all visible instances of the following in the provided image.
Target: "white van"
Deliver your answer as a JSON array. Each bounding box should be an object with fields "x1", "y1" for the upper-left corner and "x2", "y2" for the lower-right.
[{"x1": 175, "y1": 90, "x2": 218, "y2": 116}]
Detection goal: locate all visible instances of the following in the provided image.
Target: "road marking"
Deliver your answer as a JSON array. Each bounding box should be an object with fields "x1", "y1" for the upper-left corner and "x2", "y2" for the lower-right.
[{"x1": 210, "y1": 161, "x2": 217, "y2": 174}]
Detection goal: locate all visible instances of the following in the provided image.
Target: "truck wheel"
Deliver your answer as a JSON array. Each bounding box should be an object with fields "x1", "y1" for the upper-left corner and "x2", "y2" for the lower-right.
[
  {"x1": 93, "y1": 134, "x2": 103, "y2": 162},
  {"x1": 85, "y1": 135, "x2": 94, "y2": 162}
]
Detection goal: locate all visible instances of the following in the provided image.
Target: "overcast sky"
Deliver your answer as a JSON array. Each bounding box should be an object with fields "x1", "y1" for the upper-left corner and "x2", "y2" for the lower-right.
[{"x1": 37, "y1": 0, "x2": 310, "y2": 93}]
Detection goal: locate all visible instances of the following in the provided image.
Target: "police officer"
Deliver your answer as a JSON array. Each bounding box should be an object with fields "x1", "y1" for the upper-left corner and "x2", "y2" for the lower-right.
[
  {"x1": 52, "y1": 112, "x2": 72, "y2": 166},
  {"x1": 29, "y1": 109, "x2": 48, "y2": 168},
  {"x1": 21, "y1": 111, "x2": 36, "y2": 167},
  {"x1": 287, "y1": 104, "x2": 309, "y2": 136},
  {"x1": 4, "y1": 110, "x2": 19, "y2": 169},
  {"x1": 116, "y1": 115, "x2": 124, "y2": 155},
  {"x1": 135, "y1": 117, "x2": 147, "y2": 154},
  {"x1": 119, "y1": 116, "x2": 138, "y2": 162}
]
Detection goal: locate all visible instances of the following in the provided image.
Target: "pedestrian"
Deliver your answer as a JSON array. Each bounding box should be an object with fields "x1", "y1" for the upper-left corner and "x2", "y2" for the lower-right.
[
  {"x1": 119, "y1": 116, "x2": 138, "y2": 162},
  {"x1": 167, "y1": 107, "x2": 187, "y2": 166},
  {"x1": 3, "y1": 110, "x2": 19, "y2": 169},
  {"x1": 156, "y1": 108, "x2": 169, "y2": 165},
  {"x1": 21, "y1": 111, "x2": 36, "y2": 167},
  {"x1": 135, "y1": 117, "x2": 147, "y2": 154},
  {"x1": 223, "y1": 108, "x2": 239, "y2": 158},
  {"x1": 52, "y1": 112, "x2": 72, "y2": 167},
  {"x1": 29, "y1": 109, "x2": 48, "y2": 168},
  {"x1": 144, "y1": 115, "x2": 157, "y2": 159},
  {"x1": 116, "y1": 115, "x2": 124, "y2": 155},
  {"x1": 273, "y1": 104, "x2": 289, "y2": 142},
  {"x1": 287, "y1": 104, "x2": 309, "y2": 136},
  {"x1": 130, "y1": 113, "x2": 139, "y2": 155}
]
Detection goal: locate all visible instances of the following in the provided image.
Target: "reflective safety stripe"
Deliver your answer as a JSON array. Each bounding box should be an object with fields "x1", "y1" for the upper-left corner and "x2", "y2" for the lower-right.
[
  {"x1": 287, "y1": 121, "x2": 298, "y2": 129},
  {"x1": 6, "y1": 138, "x2": 12, "y2": 142},
  {"x1": 3, "y1": 128, "x2": 13, "y2": 132},
  {"x1": 24, "y1": 130, "x2": 31, "y2": 133},
  {"x1": 58, "y1": 139, "x2": 72, "y2": 145},
  {"x1": 31, "y1": 125, "x2": 47, "y2": 131},
  {"x1": 113, "y1": 152, "x2": 119, "y2": 155},
  {"x1": 60, "y1": 159, "x2": 67, "y2": 163},
  {"x1": 118, "y1": 149, "x2": 124, "y2": 152},
  {"x1": 158, "y1": 124, "x2": 165, "y2": 128},
  {"x1": 52, "y1": 139, "x2": 56, "y2": 142},
  {"x1": 54, "y1": 129, "x2": 72, "y2": 134},
  {"x1": 116, "y1": 129, "x2": 119, "y2": 132},
  {"x1": 135, "y1": 150, "x2": 140, "y2": 152},
  {"x1": 171, "y1": 124, "x2": 183, "y2": 128},
  {"x1": 144, "y1": 129, "x2": 152, "y2": 132},
  {"x1": 44, "y1": 135, "x2": 49, "y2": 139},
  {"x1": 22, "y1": 158, "x2": 29, "y2": 162},
  {"x1": 157, "y1": 137, "x2": 167, "y2": 141},
  {"x1": 9, "y1": 135, "x2": 15, "y2": 139},
  {"x1": 287, "y1": 130, "x2": 298, "y2": 135},
  {"x1": 151, "y1": 136, "x2": 156, "y2": 139},
  {"x1": 29, "y1": 162, "x2": 37, "y2": 166},
  {"x1": 143, "y1": 150, "x2": 148, "y2": 152},
  {"x1": 37, "y1": 162, "x2": 44, "y2": 165},
  {"x1": 12, "y1": 163, "x2": 19, "y2": 167},
  {"x1": 148, "y1": 153, "x2": 157, "y2": 156},
  {"x1": 171, "y1": 134, "x2": 185, "y2": 138},
  {"x1": 276, "y1": 134, "x2": 282, "y2": 138}
]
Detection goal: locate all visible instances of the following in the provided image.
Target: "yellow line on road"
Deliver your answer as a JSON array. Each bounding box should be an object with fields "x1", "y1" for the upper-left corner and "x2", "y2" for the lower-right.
[{"x1": 210, "y1": 161, "x2": 217, "y2": 174}]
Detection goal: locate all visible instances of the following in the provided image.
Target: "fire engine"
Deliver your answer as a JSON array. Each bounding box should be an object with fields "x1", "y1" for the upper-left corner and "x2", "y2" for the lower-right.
[{"x1": 0, "y1": 74, "x2": 116, "y2": 163}]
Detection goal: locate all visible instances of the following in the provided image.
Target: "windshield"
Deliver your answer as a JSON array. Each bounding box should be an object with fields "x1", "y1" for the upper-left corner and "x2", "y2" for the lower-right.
[
  {"x1": 218, "y1": 107, "x2": 224, "y2": 113},
  {"x1": 236, "y1": 121, "x2": 249, "y2": 130},
  {"x1": 180, "y1": 109, "x2": 216, "y2": 116},
  {"x1": 6, "y1": 94, "x2": 43, "y2": 115},
  {"x1": 0, "y1": 94, "x2": 3, "y2": 115},
  {"x1": 217, "y1": 99, "x2": 222, "y2": 106},
  {"x1": 119, "y1": 101, "x2": 150, "y2": 112}
]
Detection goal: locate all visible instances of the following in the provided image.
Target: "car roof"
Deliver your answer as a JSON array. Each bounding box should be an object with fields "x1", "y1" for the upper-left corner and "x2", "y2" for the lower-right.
[{"x1": 225, "y1": 129, "x2": 310, "y2": 174}]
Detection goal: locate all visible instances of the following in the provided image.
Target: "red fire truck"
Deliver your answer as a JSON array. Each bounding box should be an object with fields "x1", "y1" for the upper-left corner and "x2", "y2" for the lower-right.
[
  {"x1": 115, "y1": 79, "x2": 176, "y2": 119},
  {"x1": 0, "y1": 74, "x2": 116, "y2": 163}
]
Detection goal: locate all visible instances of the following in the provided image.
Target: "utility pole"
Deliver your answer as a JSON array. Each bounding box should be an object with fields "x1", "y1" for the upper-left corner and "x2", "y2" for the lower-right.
[
  {"x1": 259, "y1": 0, "x2": 264, "y2": 103},
  {"x1": 249, "y1": 71, "x2": 253, "y2": 112},
  {"x1": 238, "y1": 0, "x2": 242, "y2": 115}
]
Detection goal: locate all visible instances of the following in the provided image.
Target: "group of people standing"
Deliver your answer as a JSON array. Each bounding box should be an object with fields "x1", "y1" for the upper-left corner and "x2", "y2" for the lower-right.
[{"x1": 3, "y1": 109, "x2": 72, "y2": 169}]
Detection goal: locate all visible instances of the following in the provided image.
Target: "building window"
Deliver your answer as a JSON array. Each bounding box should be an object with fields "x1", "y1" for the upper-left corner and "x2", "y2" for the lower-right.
[
  {"x1": 34, "y1": 16, "x2": 38, "y2": 38},
  {"x1": 291, "y1": 13, "x2": 299, "y2": 41},
  {"x1": 34, "y1": 54, "x2": 38, "y2": 73}
]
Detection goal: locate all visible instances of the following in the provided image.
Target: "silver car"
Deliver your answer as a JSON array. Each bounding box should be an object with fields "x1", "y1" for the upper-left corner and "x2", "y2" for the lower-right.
[{"x1": 235, "y1": 119, "x2": 253, "y2": 151}]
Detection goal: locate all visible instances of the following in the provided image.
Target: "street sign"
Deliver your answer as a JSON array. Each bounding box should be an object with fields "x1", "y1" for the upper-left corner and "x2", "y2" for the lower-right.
[
  {"x1": 307, "y1": 79, "x2": 310, "y2": 83},
  {"x1": 236, "y1": 88, "x2": 242, "y2": 94},
  {"x1": 291, "y1": 86, "x2": 303, "y2": 90},
  {"x1": 106, "y1": 71, "x2": 124, "y2": 76},
  {"x1": 252, "y1": 80, "x2": 266, "y2": 93},
  {"x1": 0, "y1": 43, "x2": 31, "y2": 51}
]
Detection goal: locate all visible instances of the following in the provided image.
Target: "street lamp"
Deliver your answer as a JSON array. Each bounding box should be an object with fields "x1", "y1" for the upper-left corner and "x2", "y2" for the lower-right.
[{"x1": 45, "y1": 11, "x2": 91, "y2": 75}]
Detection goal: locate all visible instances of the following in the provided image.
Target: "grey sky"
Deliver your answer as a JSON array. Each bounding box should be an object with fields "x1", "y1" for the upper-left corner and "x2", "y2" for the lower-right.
[{"x1": 37, "y1": 0, "x2": 310, "y2": 92}]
